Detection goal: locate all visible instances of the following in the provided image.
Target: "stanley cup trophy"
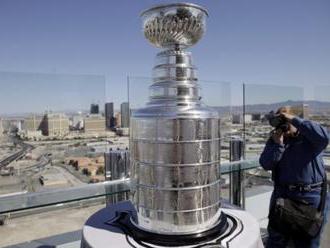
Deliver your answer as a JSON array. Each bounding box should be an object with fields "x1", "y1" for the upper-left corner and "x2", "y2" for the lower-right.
[
  {"x1": 81, "y1": 3, "x2": 263, "y2": 247},
  {"x1": 130, "y1": 3, "x2": 225, "y2": 236}
]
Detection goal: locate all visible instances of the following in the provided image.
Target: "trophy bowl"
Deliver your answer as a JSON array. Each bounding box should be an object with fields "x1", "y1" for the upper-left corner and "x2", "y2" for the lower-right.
[{"x1": 141, "y1": 3, "x2": 208, "y2": 48}]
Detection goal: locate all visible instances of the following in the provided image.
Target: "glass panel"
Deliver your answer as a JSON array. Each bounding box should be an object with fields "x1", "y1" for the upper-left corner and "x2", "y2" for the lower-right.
[
  {"x1": 0, "y1": 160, "x2": 264, "y2": 215},
  {"x1": 244, "y1": 83, "x2": 305, "y2": 159},
  {"x1": 313, "y1": 85, "x2": 330, "y2": 163},
  {"x1": 0, "y1": 71, "x2": 106, "y2": 199},
  {"x1": 0, "y1": 179, "x2": 130, "y2": 214},
  {"x1": 243, "y1": 166, "x2": 273, "y2": 230},
  {"x1": 128, "y1": 76, "x2": 150, "y2": 110},
  {"x1": 199, "y1": 80, "x2": 232, "y2": 201},
  {"x1": 0, "y1": 196, "x2": 109, "y2": 247}
]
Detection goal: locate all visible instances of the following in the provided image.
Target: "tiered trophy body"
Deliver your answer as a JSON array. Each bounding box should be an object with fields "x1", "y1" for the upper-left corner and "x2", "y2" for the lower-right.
[{"x1": 130, "y1": 3, "x2": 222, "y2": 235}]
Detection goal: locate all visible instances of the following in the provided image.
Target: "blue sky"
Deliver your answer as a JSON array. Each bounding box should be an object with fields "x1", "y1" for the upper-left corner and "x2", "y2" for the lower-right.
[{"x1": 0, "y1": 0, "x2": 329, "y2": 114}]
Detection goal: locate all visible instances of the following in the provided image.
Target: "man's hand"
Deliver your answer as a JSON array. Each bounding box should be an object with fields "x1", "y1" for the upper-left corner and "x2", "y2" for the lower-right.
[{"x1": 272, "y1": 129, "x2": 284, "y2": 145}]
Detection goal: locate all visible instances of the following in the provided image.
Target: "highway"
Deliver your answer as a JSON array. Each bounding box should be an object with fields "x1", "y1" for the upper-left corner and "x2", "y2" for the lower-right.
[{"x1": 0, "y1": 136, "x2": 34, "y2": 169}]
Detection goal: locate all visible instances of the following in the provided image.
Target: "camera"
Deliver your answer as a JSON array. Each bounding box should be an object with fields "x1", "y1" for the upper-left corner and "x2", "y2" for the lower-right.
[{"x1": 266, "y1": 111, "x2": 290, "y2": 132}]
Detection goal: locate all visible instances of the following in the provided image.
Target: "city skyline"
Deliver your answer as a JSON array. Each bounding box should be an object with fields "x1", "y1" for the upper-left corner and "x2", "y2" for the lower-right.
[{"x1": 1, "y1": 70, "x2": 330, "y2": 116}]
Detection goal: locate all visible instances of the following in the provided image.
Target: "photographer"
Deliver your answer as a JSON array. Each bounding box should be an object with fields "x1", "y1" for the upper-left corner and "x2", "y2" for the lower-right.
[{"x1": 259, "y1": 106, "x2": 329, "y2": 248}]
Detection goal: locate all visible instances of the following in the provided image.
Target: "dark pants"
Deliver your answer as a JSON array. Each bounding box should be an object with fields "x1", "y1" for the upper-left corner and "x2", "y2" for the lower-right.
[{"x1": 266, "y1": 189, "x2": 329, "y2": 248}]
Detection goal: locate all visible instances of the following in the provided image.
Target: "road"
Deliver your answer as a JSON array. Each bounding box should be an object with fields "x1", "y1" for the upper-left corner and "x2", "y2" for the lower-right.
[
  {"x1": 52, "y1": 166, "x2": 85, "y2": 186},
  {"x1": 21, "y1": 155, "x2": 50, "y2": 172},
  {"x1": 0, "y1": 136, "x2": 34, "y2": 169}
]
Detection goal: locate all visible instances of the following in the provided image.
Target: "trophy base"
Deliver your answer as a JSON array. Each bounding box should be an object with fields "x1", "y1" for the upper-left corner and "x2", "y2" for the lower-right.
[
  {"x1": 81, "y1": 201, "x2": 263, "y2": 248},
  {"x1": 106, "y1": 211, "x2": 228, "y2": 247}
]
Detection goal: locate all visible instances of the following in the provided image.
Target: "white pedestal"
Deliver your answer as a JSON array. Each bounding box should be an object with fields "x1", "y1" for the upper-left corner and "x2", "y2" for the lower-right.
[{"x1": 81, "y1": 201, "x2": 264, "y2": 248}]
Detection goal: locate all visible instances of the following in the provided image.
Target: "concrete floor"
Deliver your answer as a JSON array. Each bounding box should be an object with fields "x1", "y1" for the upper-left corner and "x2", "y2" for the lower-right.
[
  {"x1": 0, "y1": 204, "x2": 104, "y2": 247},
  {"x1": 321, "y1": 215, "x2": 330, "y2": 248}
]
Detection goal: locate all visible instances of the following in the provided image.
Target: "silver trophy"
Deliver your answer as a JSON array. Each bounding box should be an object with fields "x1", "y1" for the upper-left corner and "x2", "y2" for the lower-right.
[
  {"x1": 130, "y1": 3, "x2": 222, "y2": 235},
  {"x1": 142, "y1": 3, "x2": 207, "y2": 48}
]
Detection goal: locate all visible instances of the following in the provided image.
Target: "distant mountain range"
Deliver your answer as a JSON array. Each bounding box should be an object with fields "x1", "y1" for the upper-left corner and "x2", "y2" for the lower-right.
[
  {"x1": 212, "y1": 100, "x2": 330, "y2": 115},
  {"x1": 1, "y1": 100, "x2": 330, "y2": 119}
]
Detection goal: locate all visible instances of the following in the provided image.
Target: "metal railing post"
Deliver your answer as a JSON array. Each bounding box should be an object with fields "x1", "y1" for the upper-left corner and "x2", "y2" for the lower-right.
[
  {"x1": 104, "y1": 148, "x2": 130, "y2": 205},
  {"x1": 229, "y1": 138, "x2": 245, "y2": 208}
]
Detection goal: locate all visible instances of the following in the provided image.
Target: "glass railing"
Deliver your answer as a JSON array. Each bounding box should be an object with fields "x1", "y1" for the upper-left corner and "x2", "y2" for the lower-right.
[
  {"x1": 0, "y1": 159, "x2": 261, "y2": 215},
  {"x1": 0, "y1": 159, "x2": 273, "y2": 248},
  {"x1": 313, "y1": 85, "x2": 330, "y2": 153},
  {"x1": 0, "y1": 178, "x2": 130, "y2": 214}
]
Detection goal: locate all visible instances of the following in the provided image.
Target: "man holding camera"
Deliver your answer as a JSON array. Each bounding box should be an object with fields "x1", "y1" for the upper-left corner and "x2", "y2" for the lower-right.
[{"x1": 259, "y1": 106, "x2": 329, "y2": 248}]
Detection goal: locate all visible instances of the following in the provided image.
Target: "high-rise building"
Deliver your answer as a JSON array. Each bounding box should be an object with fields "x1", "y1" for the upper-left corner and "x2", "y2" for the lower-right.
[
  {"x1": 232, "y1": 114, "x2": 253, "y2": 124},
  {"x1": 232, "y1": 114, "x2": 241, "y2": 124},
  {"x1": 24, "y1": 113, "x2": 69, "y2": 137},
  {"x1": 303, "y1": 104, "x2": 310, "y2": 119},
  {"x1": 24, "y1": 114, "x2": 47, "y2": 135},
  {"x1": 115, "y1": 112, "x2": 121, "y2": 127},
  {"x1": 71, "y1": 115, "x2": 84, "y2": 130},
  {"x1": 245, "y1": 114, "x2": 252, "y2": 123},
  {"x1": 105, "y1": 102, "x2": 115, "y2": 129},
  {"x1": 47, "y1": 113, "x2": 70, "y2": 137},
  {"x1": 251, "y1": 113, "x2": 261, "y2": 121},
  {"x1": 0, "y1": 119, "x2": 12, "y2": 133},
  {"x1": 120, "y1": 102, "x2": 130, "y2": 128},
  {"x1": 0, "y1": 119, "x2": 3, "y2": 136},
  {"x1": 90, "y1": 104, "x2": 99, "y2": 114},
  {"x1": 84, "y1": 115, "x2": 106, "y2": 133},
  {"x1": 291, "y1": 104, "x2": 309, "y2": 119}
]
